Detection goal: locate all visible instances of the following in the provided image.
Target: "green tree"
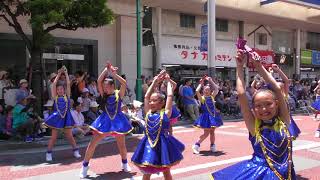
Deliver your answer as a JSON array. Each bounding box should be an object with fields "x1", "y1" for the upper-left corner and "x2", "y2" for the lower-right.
[{"x1": 0, "y1": 0, "x2": 114, "y2": 111}]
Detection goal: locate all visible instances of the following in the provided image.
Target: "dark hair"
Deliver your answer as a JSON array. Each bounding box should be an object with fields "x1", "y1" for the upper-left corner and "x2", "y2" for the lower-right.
[
  {"x1": 104, "y1": 78, "x2": 114, "y2": 85},
  {"x1": 73, "y1": 101, "x2": 81, "y2": 108},
  {"x1": 121, "y1": 74, "x2": 126, "y2": 80},
  {"x1": 252, "y1": 89, "x2": 276, "y2": 105},
  {"x1": 184, "y1": 79, "x2": 191, "y2": 85}
]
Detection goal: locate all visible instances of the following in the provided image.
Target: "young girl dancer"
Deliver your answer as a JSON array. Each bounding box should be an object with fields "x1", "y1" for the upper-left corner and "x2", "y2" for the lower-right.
[
  {"x1": 159, "y1": 74, "x2": 181, "y2": 135},
  {"x1": 192, "y1": 76, "x2": 222, "y2": 154},
  {"x1": 312, "y1": 81, "x2": 320, "y2": 137},
  {"x1": 44, "y1": 66, "x2": 81, "y2": 161},
  {"x1": 131, "y1": 70, "x2": 184, "y2": 180},
  {"x1": 80, "y1": 63, "x2": 133, "y2": 178},
  {"x1": 270, "y1": 64, "x2": 301, "y2": 139},
  {"x1": 211, "y1": 50, "x2": 296, "y2": 179}
]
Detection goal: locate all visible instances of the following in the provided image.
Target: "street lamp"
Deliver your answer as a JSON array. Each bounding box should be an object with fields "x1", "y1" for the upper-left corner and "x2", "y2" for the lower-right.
[{"x1": 136, "y1": 0, "x2": 142, "y2": 101}]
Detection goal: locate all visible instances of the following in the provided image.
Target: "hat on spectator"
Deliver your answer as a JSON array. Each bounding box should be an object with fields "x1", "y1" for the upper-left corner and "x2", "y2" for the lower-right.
[
  {"x1": 82, "y1": 88, "x2": 89, "y2": 93},
  {"x1": 16, "y1": 90, "x2": 29, "y2": 103},
  {"x1": 49, "y1": 73, "x2": 57, "y2": 80},
  {"x1": 19, "y1": 79, "x2": 28, "y2": 85},
  {"x1": 44, "y1": 100, "x2": 54, "y2": 107},
  {"x1": 90, "y1": 101, "x2": 99, "y2": 108},
  {"x1": 133, "y1": 100, "x2": 143, "y2": 108},
  {"x1": 0, "y1": 71, "x2": 8, "y2": 79}
]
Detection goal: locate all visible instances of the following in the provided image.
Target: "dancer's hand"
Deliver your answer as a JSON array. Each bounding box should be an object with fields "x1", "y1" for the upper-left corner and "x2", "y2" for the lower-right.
[
  {"x1": 271, "y1": 64, "x2": 280, "y2": 72},
  {"x1": 236, "y1": 49, "x2": 246, "y2": 67}
]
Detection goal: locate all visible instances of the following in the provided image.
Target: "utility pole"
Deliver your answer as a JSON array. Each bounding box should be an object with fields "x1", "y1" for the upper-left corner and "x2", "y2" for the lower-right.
[
  {"x1": 207, "y1": 0, "x2": 216, "y2": 77},
  {"x1": 136, "y1": 0, "x2": 142, "y2": 101}
]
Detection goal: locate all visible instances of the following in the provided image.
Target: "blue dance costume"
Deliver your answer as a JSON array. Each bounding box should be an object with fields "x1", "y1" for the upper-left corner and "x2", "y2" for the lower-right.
[
  {"x1": 90, "y1": 90, "x2": 133, "y2": 134},
  {"x1": 194, "y1": 96, "x2": 223, "y2": 128},
  {"x1": 311, "y1": 95, "x2": 320, "y2": 111},
  {"x1": 211, "y1": 117, "x2": 296, "y2": 180},
  {"x1": 44, "y1": 95, "x2": 74, "y2": 129},
  {"x1": 286, "y1": 96, "x2": 301, "y2": 138},
  {"x1": 131, "y1": 109, "x2": 185, "y2": 174},
  {"x1": 170, "y1": 104, "x2": 181, "y2": 125}
]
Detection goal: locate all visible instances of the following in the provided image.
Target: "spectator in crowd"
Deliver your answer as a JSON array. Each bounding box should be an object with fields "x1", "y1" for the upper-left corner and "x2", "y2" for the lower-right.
[
  {"x1": 12, "y1": 91, "x2": 40, "y2": 142},
  {"x1": 0, "y1": 104, "x2": 10, "y2": 140},
  {"x1": 18, "y1": 79, "x2": 30, "y2": 95},
  {"x1": 71, "y1": 101, "x2": 90, "y2": 138},
  {"x1": 181, "y1": 79, "x2": 199, "y2": 121},
  {"x1": 87, "y1": 78, "x2": 99, "y2": 99},
  {"x1": 43, "y1": 100, "x2": 54, "y2": 119},
  {"x1": 0, "y1": 71, "x2": 13, "y2": 107},
  {"x1": 77, "y1": 88, "x2": 91, "y2": 117},
  {"x1": 121, "y1": 74, "x2": 132, "y2": 105},
  {"x1": 47, "y1": 73, "x2": 57, "y2": 100},
  {"x1": 5, "y1": 105, "x2": 14, "y2": 136},
  {"x1": 86, "y1": 101, "x2": 100, "y2": 124},
  {"x1": 127, "y1": 100, "x2": 145, "y2": 134}
]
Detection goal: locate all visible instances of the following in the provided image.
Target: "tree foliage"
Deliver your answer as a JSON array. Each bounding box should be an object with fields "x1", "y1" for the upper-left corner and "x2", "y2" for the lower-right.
[{"x1": 0, "y1": 0, "x2": 114, "y2": 50}]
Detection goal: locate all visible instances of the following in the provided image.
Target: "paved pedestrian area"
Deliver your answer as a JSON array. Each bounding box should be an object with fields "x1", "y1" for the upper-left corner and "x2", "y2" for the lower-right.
[{"x1": 0, "y1": 115, "x2": 320, "y2": 180}]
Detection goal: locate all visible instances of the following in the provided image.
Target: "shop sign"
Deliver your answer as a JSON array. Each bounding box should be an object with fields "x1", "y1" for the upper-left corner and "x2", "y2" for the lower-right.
[
  {"x1": 247, "y1": 49, "x2": 275, "y2": 69},
  {"x1": 161, "y1": 36, "x2": 236, "y2": 67},
  {"x1": 43, "y1": 53, "x2": 84, "y2": 61},
  {"x1": 301, "y1": 49, "x2": 312, "y2": 65},
  {"x1": 312, "y1": 50, "x2": 320, "y2": 65}
]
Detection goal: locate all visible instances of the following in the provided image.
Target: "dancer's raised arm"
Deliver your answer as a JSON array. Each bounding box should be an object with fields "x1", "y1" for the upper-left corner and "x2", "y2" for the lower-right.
[{"x1": 236, "y1": 50, "x2": 255, "y2": 134}]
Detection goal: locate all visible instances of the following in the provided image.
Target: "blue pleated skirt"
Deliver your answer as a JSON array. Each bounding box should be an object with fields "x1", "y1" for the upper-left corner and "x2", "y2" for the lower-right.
[
  {"x1": 211, "y1": 156, "x2": 296, "y2": 180},
  {"x1": 44, "y1": 111, "x2": 74, "y2": 129},
  {"x1": 131, "y1": 135, "x2": 184, "y2": 168},
  {"x1": 193, "y1": 112, "x2": 223, "y2": 129},
  {"x1": 90, "y1": 112, "x2": 133, "y2": 134}
]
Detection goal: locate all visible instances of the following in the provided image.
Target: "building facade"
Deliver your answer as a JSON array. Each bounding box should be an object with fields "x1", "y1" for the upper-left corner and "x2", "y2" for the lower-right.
[{"x1": 1, "y1": 0, "x2": 320, "y2": 95}]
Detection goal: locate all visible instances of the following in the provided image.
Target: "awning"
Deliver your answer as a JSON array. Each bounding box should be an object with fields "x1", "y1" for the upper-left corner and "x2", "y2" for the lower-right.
[{"x1": 261, "y1": 0, "x2": 320, "y2": 10}]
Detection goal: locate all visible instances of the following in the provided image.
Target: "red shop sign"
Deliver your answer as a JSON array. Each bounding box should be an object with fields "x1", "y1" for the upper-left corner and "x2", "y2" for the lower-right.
[{"x1": 247, "y1": 49, "x2": 275, "y2": 70}]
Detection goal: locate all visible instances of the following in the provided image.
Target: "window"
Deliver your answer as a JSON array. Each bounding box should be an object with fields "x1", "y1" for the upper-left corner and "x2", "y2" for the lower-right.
[
  {"x1": 257, "y1": 33, "x2": 268, "y2": 45},
  {"x1": 180, "y1": 14, "x2": 195, "y2": 28},
  {"x1": 216, "y1": 19, "x2": 228, "y2": 32}
]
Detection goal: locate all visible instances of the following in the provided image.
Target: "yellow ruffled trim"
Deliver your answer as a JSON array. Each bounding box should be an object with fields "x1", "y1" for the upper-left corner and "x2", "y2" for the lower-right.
[
  {"x1": 193, "y1": 125, "x2": 217, "y2": 129},
  {"x1": 133, "y1": 159, "x2": 182, "y2": 168},
  {"x1": 209, "y1": 174, "x2": 214, "y2": 180},
  {"x1": 43, "y1": 123, "x2": 74, "y2": 129},
  {"x1": 89, "y1": 126, "x2": 133, "y2": 135}
]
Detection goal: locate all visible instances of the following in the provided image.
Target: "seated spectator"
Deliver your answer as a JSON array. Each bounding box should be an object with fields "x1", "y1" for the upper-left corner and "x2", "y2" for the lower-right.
[
  {"x1": 5, "y1": 105, "x2": 14, "y2": 136},
  {"x1": 0, "y1": 104, "x2": 11, "y2": 140},
  {"x1": 77, "y1": 88, "x2": 92, "y2": 117},
  {"x1": 43, "y1": 100, "x2": 54, "y2": 119},
  {"x1": 123, "y1": 101, "x2": 144, "y2": 134},
  {"x1": 12, "y1": 91, "x2": 41, "y2": 142},
  {"x1": 87, "y1": 79, "x2": 99, "y2": 99},
  {"x1": 18, "y1": 79, "x2": 30, "y2": 96},
  {"x1": 87, "y1": 101, "x2": 100, "y2": 124},
  {"x1": 71, "y1": 102, "x2": 90, "y2": 138}
]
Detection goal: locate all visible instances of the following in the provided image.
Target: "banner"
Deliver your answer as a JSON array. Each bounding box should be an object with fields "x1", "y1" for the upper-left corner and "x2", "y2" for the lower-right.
[
  {"x1": 312, "y1": 50, "x2": 320, "y2": 65},
  {"x1": 200, "y1": 24, "x2": 208, "y2": 52},
  {"x1": 247, "y1": 49, "x2": 275, "y2": 69},
  {"x1": 161, "y1": 36, "x2": 237, "y2": 67},
  {"x1": 301, "y1": 49, "x2": 312, "y2": 65}
]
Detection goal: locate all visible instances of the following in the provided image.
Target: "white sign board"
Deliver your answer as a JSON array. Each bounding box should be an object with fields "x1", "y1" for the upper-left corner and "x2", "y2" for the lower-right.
[
  {"x1": 43, "y1": 53, "x2": 84, "y2": 61},
  {"x1": 161, "y1": 36, "x2": 237, "y2": 67}
]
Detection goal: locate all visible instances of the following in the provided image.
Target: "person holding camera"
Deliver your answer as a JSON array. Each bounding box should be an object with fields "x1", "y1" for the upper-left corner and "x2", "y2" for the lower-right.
[{"x1": 12, "y1": 91, "x2": 40, "y2": 142}]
